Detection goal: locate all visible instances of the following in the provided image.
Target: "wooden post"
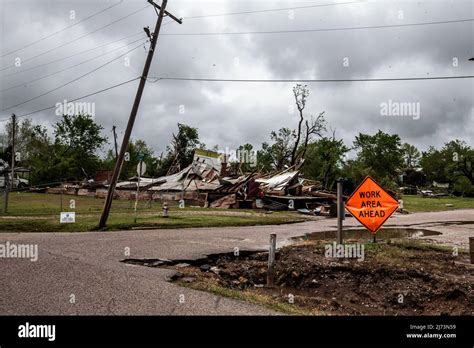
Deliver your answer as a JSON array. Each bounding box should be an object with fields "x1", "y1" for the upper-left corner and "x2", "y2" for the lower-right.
[
  {"x1": 267, "y1": 234, "x2": 277, "y2": 287},
  {"x1": 470, "y1": 237, "x2": 474, "y2": 264},
  {"x1": 336, "y1": 180, "x2": 344, "y2": 245}
]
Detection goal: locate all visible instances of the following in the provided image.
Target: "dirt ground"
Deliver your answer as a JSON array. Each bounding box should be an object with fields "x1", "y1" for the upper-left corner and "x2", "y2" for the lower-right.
[{"x1": 127, "y1": 239, "x2": 474, "y2": 315}]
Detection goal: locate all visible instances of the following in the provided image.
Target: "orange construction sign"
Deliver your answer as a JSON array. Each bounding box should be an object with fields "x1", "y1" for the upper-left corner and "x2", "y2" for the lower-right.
[{"x1": 345, "y1": 176, "x2": 399, "y2": 234}]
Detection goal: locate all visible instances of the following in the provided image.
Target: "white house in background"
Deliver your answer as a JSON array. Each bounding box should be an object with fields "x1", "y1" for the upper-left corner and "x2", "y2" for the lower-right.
[
  {"x1": 0, "y1": 160, "x2": 30, "y2": 188},
  {"x1": 432, "y1": 181, "x2": 450, "y2": 189}
]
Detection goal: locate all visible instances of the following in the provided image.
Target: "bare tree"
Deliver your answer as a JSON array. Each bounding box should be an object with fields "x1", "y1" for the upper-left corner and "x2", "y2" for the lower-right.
[
  {"x1": 298, "y1": 112, "x2": 326, "y2": 162},
  {"x1": 290, "y1": 84, "x2": 326, "y2": 166},
  {"x1": 290, "y1": 84, "x2": 308, "y2": 166}
]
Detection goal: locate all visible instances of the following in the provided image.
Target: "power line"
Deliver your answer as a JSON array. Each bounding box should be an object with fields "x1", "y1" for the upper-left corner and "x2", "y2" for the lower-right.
[
  {"x1": 0, "y1": 1, "x2": 358, "y2": 71},
  {"x1": 1, "y1": 43, "x2": 144, "y2": 112},
  {"x1": 149, "y1": 75, "x2": 474, "y2": 83},
  {"x1": 0, "y1": 0, "x2": 125, "y2": 58},
  {"x1": 0, "y1": 38, "x2": 147, "y2": 93},
  {"x1": 6, "y1": 73, "x2": 471, "y2": 121},
  {"x1": 160, "y1": 18, "x2": 474, "y2": 36},
  {"x1": 0, "y1": 32, "x2": 143, "y2": 77},
  {"x1": 0, "y1": 0, "x2": 363, "y2": 59},
  {"x1": 0, "y1": 4, "x2": 150, "y2": 70},
  {"x1": 0, "y1": 77, "x2": 140, "y2": 121},
  {"x1": 183, "y1": 0, "x2": 366, "y2": 19}
]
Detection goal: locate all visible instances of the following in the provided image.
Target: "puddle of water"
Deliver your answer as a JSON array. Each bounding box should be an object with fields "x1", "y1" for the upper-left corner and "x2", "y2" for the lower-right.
[
  {"x1": 437, "y1": 221, "x2": 474, "y2": 226},
  {"x1": 121, "y1": 250, "x2": 261, "y2": 268},
  {"x1": 297, "y1": 228, "x2": 441, "y2": 242},
  {"x1": 122, "y1": 229, "x2": 445, "y2": 268}
]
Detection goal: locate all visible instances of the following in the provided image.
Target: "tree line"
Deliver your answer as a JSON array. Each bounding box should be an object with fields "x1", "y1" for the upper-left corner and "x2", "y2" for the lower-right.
[{"x1": 1, "y1": 85, "x2": 472, "y2": 196}]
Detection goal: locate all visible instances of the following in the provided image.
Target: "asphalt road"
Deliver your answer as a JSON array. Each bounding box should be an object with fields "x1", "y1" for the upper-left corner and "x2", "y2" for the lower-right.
[{"x1": 0, "y1": 209, "x2": 473, "y2": 315}]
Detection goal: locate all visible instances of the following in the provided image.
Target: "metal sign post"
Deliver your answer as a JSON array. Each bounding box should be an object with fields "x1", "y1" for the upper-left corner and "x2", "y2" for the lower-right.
[
  {"x1": 134, "y1": 158, "x2": 146, "y2": 223},
  {"x1": 336, "y1": 179, "x2": 344, "y2": 245}
]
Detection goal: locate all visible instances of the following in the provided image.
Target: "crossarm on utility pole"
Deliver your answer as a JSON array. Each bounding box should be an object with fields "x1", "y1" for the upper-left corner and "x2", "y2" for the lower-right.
[{"x1": 147, "y1": 0, "x2": 182, "y2": 24}]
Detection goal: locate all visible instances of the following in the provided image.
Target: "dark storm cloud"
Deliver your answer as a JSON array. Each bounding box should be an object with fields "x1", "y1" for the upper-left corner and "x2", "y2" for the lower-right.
[{"x1": 0, "y1": 0, "x2": 473, "y2": 159}]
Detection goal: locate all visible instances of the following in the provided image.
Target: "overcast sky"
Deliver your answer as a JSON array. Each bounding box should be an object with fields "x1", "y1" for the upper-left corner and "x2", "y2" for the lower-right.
[{"x1": 0, "y1": 0, "x2": 473, "y2": 158}]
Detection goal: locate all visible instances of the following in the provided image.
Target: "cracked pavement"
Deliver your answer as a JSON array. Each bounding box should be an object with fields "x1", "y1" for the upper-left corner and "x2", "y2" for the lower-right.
[{"x1": 0, "y1": 209, "x2": 472, "y2": 315}]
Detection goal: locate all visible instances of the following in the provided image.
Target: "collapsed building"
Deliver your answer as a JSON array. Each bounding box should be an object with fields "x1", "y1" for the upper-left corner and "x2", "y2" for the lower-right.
[{"x1": 46, "y1": 149, "x2": 340, "y2": 216}]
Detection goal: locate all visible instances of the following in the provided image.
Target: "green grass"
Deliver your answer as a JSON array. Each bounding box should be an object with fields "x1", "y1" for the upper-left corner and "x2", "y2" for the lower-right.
[
  {"x1": 0, "y1": 192, "x2": 308, "y2": 232},
  {"x1": 401, "y1": 194, "x2": 474, "y2": 212},
  {"x1": 180, "y1": 278, "x2": 314, "y2": 315},
  {"x1": 4, "y1": 191, "x2": 144, "y2": 216},
  {"x1": 363, "y1": 239, "x2": 463, "y2": 260}
]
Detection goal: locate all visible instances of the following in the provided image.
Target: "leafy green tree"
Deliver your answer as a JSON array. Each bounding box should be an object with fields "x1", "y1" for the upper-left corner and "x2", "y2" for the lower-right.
[
  {"x1": 420, "y1": 146, "x2": 449, "y2": 183},
  {"x1": 2, "y1": 119, "x2": 59, "y2": 184},
  {"x1": 445, "y1": 140, "x2": 474, "y2": 185},
  {"x1": 26, "y1": 126, "x2": 57, "y2": 184},
  {"x1": 228, "y1": 143, "x2": 256, "y2": 174},
  {"x1": 454, "y1": 176, "x2": 474, "y2": 196},
  {"x1": 302, "y1": 136, "x2": 349, "y2": 189},
  {"x1": 156, "y1": 123, "x2": 203, "y2": 176},
  {"x1": 256, "y1": 142, "x2": 274, "y2": 173},
  {"x1": 4, "y1": 119, "x2": 37, "y2": 165},
  {"x1": 342, "y1": 159, "x2": 376, "y2": 185},
  {"x1": 258, "y1": 128, "x2": 295, "y2": 171},
  {"x1": 401, "y1": 143, "x2": 421, "y2": 169},
  {"x1": 104, "y1": 139, "x2": 159, "y2": 179},
  {"x1": 402, "y1": 168, "x2": 426, "y2": 187},
  {"x1": 53, "y1": 114, "x2": 107, "y2": 180},
  {"x1": 346, "y1": 130, "x2": 403, "y2": 188},
  {"x1": 421, "y1": 140, "x2": 474, "y2": 186},
  {"x1": 3, "y1": 121, "x2": 59, "y2": 185}
]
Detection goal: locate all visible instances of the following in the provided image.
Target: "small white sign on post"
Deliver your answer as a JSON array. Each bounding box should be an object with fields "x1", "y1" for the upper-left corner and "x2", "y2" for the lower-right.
[
  {"x1": 60, "y1": 212, "x2": 76, "y2": 223},
  {"x1": 136, "y1": 161, "x2": 147, "y2": 176}
]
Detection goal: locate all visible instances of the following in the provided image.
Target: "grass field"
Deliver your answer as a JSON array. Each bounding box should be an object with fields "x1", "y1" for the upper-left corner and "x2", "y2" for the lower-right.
[
  {"x1": 1, "y1": 192, "x2": 473, "y2": 232},
  {"x1": 401, "y1": 194, "x2": 474, "y2": 212},
  {"x1": 0, "y1": 192, "x2": 308, "y2": 232}
]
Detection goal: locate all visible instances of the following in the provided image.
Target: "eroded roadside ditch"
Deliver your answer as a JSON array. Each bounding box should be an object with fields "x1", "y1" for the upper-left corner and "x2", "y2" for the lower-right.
[{"x1": 121, "y1": 228, "x2": 474, "y2": 315}]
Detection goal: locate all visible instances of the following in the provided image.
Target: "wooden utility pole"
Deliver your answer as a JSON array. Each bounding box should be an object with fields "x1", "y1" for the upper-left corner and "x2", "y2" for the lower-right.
[
  {"x1": 3, "y1": 170, "x2": 9, "y2": 214},
  {"x1": 10, "y1": 113, "x2": 16, "y2": 190},
  {"x1": 112, "y1": 125, "x2": 118, "y2": 159},
  {"x1": 4, "y1": 113, "x2": 16, "y2": 213},
  {"x1": 98, "y1": 0, "x2": 182, "y2": 228}
]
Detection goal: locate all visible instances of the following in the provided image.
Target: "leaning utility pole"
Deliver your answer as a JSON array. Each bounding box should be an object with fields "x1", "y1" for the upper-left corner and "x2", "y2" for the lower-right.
[
  {"x1": 112, "y1": 125, "x2": 118, "y2": 159},
  {"x1": 10, "y1": 113, "x2": 16, "y2": 190},
  {"x1": 98, "y1": 0, "x2": 182, "y2": 228}
]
